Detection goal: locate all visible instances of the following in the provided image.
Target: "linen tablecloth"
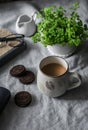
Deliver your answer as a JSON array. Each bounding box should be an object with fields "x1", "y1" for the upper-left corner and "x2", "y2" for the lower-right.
[{"x1": 0, "y1": 0, "x2": 88, "y2": 130}]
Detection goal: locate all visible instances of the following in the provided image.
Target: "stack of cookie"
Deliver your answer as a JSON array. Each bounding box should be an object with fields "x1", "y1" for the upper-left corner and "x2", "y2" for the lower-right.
[{"x1": 10, "y1": 65, "x2": 35, "y2": 84}]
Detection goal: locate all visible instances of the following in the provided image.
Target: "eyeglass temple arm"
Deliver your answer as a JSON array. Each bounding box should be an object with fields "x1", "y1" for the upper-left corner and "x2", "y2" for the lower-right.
[{"x1": 0, "y1": 34, "x2": 24, "y2": 42}]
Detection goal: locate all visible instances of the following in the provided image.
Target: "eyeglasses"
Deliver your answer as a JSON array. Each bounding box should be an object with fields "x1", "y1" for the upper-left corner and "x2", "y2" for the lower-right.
[{"x1": 0, "y1": 34, "x2": 24, "y2": 48}]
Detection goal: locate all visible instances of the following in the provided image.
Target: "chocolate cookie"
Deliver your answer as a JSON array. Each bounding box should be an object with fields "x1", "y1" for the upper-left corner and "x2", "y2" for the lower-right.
[
  {"x1": 10, "y1": 65, "x2": 26, "y2": 77},
  {"x1": 14, "y1": 91, "x2": 32, "y2": 107},
  {"x1": 19, "y1": 71, "x2": 35, "y2": 84}
]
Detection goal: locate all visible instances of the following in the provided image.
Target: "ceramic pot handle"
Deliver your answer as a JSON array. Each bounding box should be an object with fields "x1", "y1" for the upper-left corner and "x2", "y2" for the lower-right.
[
  {"x1": 32, "y1": 11, "x2": 37, "y2": 21},
  {"x1": 67, "y1": 72, "x2": 81, "y2": 90}
]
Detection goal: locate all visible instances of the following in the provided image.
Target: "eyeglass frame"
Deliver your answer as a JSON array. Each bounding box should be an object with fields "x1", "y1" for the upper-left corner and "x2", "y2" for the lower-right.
[{"x1": 0, "y1": 34, "x2": 24, "y2": 48}]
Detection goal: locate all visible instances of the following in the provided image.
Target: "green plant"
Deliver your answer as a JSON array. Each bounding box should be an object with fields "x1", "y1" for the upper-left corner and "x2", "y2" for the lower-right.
[{"x1": 32, "y1": 2, "x2": 88, "y2": 46}]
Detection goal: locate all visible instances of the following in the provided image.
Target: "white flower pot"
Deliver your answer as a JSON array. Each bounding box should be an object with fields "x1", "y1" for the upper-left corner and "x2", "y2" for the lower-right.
[{"x1": 47, "y1": 44, "x2": 77, "y2": 57}]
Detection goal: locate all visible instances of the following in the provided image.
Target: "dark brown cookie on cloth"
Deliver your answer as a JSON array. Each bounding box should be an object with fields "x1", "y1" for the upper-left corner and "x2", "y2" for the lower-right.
[
  {"x1": 19, "y1": 71, "x2": 35, "y2": 85},
  {"x1": 10, "y1": 65, "x2": 26, "y2": 77},
  {"x1": 14, "y1": 91, "x2": 32, "y2": 107}
]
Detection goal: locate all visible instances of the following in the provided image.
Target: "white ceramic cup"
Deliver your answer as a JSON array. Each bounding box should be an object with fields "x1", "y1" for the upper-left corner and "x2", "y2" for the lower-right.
[
  {"x1": 16, "y1": 12, "x2": 37, "y2": 37},
  {"x1": 37, "y1": 56, "x2": 81, "y2": 97}
]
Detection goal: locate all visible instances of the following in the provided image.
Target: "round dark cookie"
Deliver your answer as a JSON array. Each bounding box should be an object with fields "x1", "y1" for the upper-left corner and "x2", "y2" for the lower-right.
[
  {"x1": 19, "y1": 71, "x2": 35, "y2": 84},
  {"x1": 10, "y1": 65, "x2": 26, "y2": 77},
  {"x1": 14, "y1": 91, "x2": 32, "y2": 107}
]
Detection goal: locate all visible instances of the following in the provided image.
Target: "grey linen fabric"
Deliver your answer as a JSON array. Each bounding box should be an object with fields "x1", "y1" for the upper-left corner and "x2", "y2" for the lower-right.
[{"x1": 0, "y1": 0, "x2": 88, "y2": 130}]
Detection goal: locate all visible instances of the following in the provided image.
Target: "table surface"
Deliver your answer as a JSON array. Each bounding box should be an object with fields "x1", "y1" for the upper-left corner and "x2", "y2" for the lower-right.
[{"x1": 0, "y1": 1, "x2": 88, "y2": 130}]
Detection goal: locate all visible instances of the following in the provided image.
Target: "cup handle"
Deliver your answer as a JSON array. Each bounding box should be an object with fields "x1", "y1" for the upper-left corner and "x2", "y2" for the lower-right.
[
  {"x1": 67, "y1": 72, "x2": 81, "y2": 90},
  {"x1": 32, "y1": 12, "x2": 37, "y2": 21}
]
